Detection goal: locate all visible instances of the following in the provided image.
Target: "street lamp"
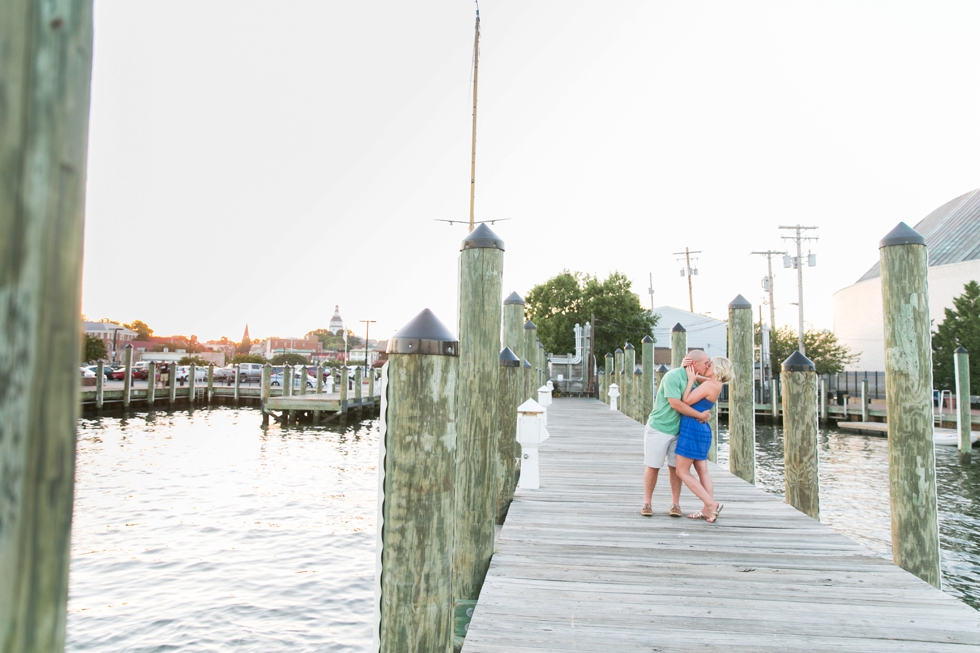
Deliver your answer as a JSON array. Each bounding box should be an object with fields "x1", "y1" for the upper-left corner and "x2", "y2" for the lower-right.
[
  {"x1": 359, "y1": 319, "x2": 376, "y2": 371},
  {"x1": 111, "y1": 327, "x2": 123, "y2": 363}
]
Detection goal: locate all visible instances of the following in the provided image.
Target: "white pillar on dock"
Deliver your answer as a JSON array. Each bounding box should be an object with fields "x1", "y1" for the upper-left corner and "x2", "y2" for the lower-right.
[{"x1": 517, "y1": 399, "x2": 549, "y2": 490}]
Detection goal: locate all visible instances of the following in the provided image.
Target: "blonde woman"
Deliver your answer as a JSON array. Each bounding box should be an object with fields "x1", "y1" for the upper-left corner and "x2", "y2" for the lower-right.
[{"x1": 674, "y1": 356, "x2": 733, "y2": 523}]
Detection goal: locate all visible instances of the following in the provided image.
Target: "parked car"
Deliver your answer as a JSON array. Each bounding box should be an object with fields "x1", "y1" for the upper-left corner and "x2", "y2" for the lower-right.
[
  {"x1": 175, "y1": 365, "x2": 208, "y2": 383},
  {"x1": 270, "y1": 372, "x2": 314, "y2": 388},
  {"x1": 237, "y1": 363, "x2": 264, "y2": 383},
  {"x1": 108, "y1": 367, "x2": 127, "y2": 381},
  {"x1": 83, "y1": 364, "x2": 114, "y2": 380},
  {"x1": 213, "y1": 366, "x2": 237, "y2": 382},
  {"x1": 80, "y1": 366, "x2": 95, "y2": 378},
  {"x1": 131, "y1": 366, "x2": 149, "y2": 380}
]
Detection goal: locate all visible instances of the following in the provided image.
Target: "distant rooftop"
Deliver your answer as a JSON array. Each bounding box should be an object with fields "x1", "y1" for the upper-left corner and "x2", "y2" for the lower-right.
[{"x1": 859, "y1": 187, "x2": 980, "y2": 282}]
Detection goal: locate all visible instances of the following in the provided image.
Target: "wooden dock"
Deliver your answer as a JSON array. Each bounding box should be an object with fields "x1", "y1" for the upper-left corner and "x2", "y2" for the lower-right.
[{"x1": 464, "y1": 398, "x2": 980, "y2": 652}]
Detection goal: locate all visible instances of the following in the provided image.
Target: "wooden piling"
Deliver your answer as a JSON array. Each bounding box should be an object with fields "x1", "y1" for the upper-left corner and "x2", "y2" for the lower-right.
[
  {"x1": 633, "y1": 367, "x2": 642, "y2": 422},
  {"x1": 188, "y1": 363, "x2": 196, "y2": 404},
  {"x1": 234, "y1": 363, "x2": 241, "y2": 403},
  {"x1": 820, "y1": 377, "x2": 828, "y2": 422},
  {"x1": 614, "y1": 348, "x2": 624, "y2": 396},
  {"x1": 879, "y1": 222, "x2": 941, "y2": 588},
  {"x1": 147, "y1": 361, "x2": 156, "y2": 406},
  {"x1": 454, "y1": 225, "x2": 504, "y2": 645},
  {"x1": 603, "y1": 353, "x2": 613, "y2": 404},
  {"x1": 0, "y1": 2, "x2": 94, "y2": 647},
  {"x1": 207, "y1": 363, "x2": 214, "y2": 403},
  {"x1": 168, "y1": 362, "x2": 177, "y2": 404},
  {"x1": 284, "y1": 364, "x2": 293, "y2": 398},
  {"x1": 376, "y1": 309, "x2": 458, "y2": 653},
  {"x1": 355, "y1": 366, "x2": 363, "y2": 408},
  {"x1": 340, "y1": 366, "x2": 349, "y2": 413},
  {"x1": 502, "y1": 292, "x2": 525, "y2": 361},
  {"x1": 260, "y1": 363, "x2": 271, "y2": 423},
  {"x1": 314, "y1": 363, "x2": 323, "y2": 394},
  {"x1": 641, "y1": 336, "x2": 654, "y2": 422},
  {"x1": 524, "y1": 320, "x2": 537, "y2": 401},
  {"x1": 299, "y1": 366, "x2": 308, "y2": 396},
  {"x1": 955, "y1": 347, "x2": 971, "y2": 453},
  {"x1": 728, "y1": 295, "x2": 756, "y2": 484},
  {"x1": 708, "y1": 405, "x2": 718, "y2": 463},
  {"x1": 368, "y1": 366, "x2": 376, "y2": 407},
  {"x1": 670, "y1": 323, "x2": 686, "y2": 369},
  {"x1": 656, "y1": 364, "x2": 668, "y2": 391},
  {"x1": 623, "y1": 343, "x2": 635, "y2": 420},
  {"x1": 782, "y1": 351, "x2": 820, "y2": 520},
  {"x1": 496, "y1": 347, "x2": 522, "y2": 524},
  {"x1": 123, "y1": 344, "x2": 133, "y2": 408},
  {"x1": 860, "y1": 379, "x2": 868, "y2": 422},
  {"x1": 96, "y1": 360, "x2": 105, "y2": 409},
  {"x1": 538, "y1": 341, "x2": 546, "y2": 388}
]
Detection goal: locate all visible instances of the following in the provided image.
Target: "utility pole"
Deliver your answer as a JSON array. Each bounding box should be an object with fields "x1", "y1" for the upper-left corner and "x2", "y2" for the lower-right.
[
  {"x1": 648, "y1": 273, "x2": 654, "y2": 311},
  {"x1": 673, "y1": 248, "x2": 702, "y2": 313},
  {"x1": 779, "y1": 225, "x2": 819, "y2": 355},
  {"x1": 359, "y1": 319, "x2": 376, "y2": 369},
  {"x1": 467, "y1": 7, "x2": 481, "y2": 233},
  {"x1": 751, "y1": 249, "x2": 786, "y2": 377}
]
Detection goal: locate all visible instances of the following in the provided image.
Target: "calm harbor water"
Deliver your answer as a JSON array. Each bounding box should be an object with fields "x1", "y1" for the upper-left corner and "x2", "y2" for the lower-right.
[{"x1": 67, "y1": 406, "x2": 979, "y2": 651}]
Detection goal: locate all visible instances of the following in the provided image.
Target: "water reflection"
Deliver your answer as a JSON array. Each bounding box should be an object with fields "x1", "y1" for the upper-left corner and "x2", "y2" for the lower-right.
[
  {"x1": 69, "y1": 407, "x2": 380, "y2": 652},
  {"x1": 716, "y1": 423, "x2": 980, "y2": 610}
]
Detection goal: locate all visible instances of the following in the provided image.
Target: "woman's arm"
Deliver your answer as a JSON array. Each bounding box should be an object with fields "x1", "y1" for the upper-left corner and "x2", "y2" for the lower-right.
[
  {"x1": 681, "y1": 365, "x2": 698, "y2": 402},
  {"x1": 683, "y1": 379, "x2": 722, "y2": 405}
]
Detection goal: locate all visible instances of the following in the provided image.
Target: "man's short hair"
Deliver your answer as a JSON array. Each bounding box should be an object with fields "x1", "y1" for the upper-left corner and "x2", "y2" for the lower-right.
[{"x1": 688, "y1": 349, "x2": 708, "y2": 361}]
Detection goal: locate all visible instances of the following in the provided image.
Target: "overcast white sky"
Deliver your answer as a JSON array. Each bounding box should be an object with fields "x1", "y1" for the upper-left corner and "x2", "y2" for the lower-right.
[{"x1": 82, "y1": 1, "x2": 980, "y2": 345}]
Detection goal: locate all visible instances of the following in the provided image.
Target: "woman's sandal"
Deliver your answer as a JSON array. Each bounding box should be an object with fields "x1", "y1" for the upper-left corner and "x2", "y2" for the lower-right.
[
  {"x1": 706, "y1": 504, "x2": 724, "y2": 523},
  {"x1": 687, "y1": 510, "x2": 705, "y2": 519}
]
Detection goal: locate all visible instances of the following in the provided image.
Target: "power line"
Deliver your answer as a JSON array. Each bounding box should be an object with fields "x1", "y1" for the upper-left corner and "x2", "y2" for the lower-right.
[{"x1": 778, "y1": 225, "x2": 819, "y2": 355}]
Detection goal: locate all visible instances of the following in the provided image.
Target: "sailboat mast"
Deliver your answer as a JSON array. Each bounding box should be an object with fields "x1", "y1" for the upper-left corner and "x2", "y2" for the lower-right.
[{"x1": 468, "y1": 9, "x2": 480, "y2": 232}]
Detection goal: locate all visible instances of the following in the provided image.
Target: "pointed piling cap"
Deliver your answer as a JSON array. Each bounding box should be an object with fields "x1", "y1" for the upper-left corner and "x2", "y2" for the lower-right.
[
  {"x1": 880, "y1": 222, "x2": 926, "y2": 248},
  {"x1": 634, "y1": 366, "x2": 642, "y2": 375},
  {"x1": 518, "y1": 398, "x2": 545, "y2": 415},
  {"x1": 524, "y1": 320, "x2": 537, "y2": 330},
  {"x1": 624, "y1": 342, "x2": 635, "y2": 350},
  {"x1": 523, "y1": 358, "x2": 532, "y2": 368},
  {"x1": 728, "y1": 294, "x2": 751, "y2": 309},
  {"x1": 503, "y1": 292, "x2": 525, "y2": 306},
  {"x1": 615, "y1": 347, "x2": 624, "y2": 354},
  {"x1": 657, "y1": 364, "x2": 669, "y2": 373},
  {"x1": 782, "y1": 350, "x2": 815, "y2": 372},
  {"x1": 642, "y1": 335, "x2": 655, "y2": 344},
  {"x1": 605, "y1": 352, "x2": 614, "y2": 359},
  {"x1": 124, "y1": 343, "x2": 133, "y2": 349},
  {"x1": 500, "y1": 347, "x2": 521, "y2": 367},
  {"x1": 388, "y1": 308, "x2": 459, "y2": 356},
  {"x1": 956, "y1": 346, "x2": 969, "y2": 354},
  {"x1": 461, "y1": 223, "x2": 505, "y2": 251},
  {"x1": 671, "y1": 323, "x2": 686, "y2": 333}
]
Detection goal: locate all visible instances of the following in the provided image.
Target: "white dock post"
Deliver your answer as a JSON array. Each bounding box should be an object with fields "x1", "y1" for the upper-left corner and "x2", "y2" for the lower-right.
[
  {"x1": 517, "y1": 399, "x2": 549, "y2": 489},
  {"x1": 608, "y1": 383, "x2": 620, "y2": 411}
]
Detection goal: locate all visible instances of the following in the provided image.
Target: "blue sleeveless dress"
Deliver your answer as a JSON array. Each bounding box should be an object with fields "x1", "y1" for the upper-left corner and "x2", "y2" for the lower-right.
[{"x1": 675, "y1": 398, "x2": 714, "y2": 461}]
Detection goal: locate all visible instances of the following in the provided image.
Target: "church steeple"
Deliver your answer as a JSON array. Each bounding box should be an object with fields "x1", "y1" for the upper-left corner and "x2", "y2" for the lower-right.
[
  {"x1": 329, "y1": 305, "x2": 344, "y2": 335},
  {"x1": 238, "y1": 324, "x2": 251, "y2": 354}
]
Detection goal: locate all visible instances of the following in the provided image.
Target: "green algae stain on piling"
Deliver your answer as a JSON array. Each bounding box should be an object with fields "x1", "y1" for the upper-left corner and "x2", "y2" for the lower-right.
[
  {"x1": 879, "y1": 222, "x2": 941, "y2": 589},
  {"x1": 377, "y1": 309, "x2": 459, "y2": 653}
]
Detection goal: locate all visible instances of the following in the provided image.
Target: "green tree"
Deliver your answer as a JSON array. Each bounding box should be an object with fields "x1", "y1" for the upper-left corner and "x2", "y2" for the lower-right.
[
  {"x1": 525, "y1": 271, "x2": 657, "y2": 362},
  {"x1": 764, "y1": 326, "x2": 859, "y2": 376},
  {"x1": 178, "y1": 355, "x2": 209, "y2": 366},
  {"x1": 932, "y1": 280, "x2": 980, "y2": 391},
  {"x1": 124, "y1": 319, "x2": 153, "y2": 340},
  {"x1": 307, "y1": 328, "x2": 346, "y2": 351},
  {"x1": 83, "y1": 334, "x2": 107, "y2": 363},
  {"x1": 271, "y1": 353, "x2": 310, "y2": 366},
  {"x1": 231, "y1": 353, "x2": 267, "y2": 365}
]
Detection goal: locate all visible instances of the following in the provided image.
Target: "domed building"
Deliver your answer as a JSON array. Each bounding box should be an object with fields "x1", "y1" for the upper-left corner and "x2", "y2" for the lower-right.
[
  {"x1": 329, "y1": 305, "x2": 344, "y2": 335},
  {"x1": 833, "y1": 188, "x2": 980, "y2": 370}
]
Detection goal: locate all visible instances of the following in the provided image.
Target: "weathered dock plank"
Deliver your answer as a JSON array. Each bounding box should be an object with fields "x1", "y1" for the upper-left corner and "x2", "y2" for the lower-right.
[{"x1": 463, "y1": 398, "x2": 980, "y2": 652}]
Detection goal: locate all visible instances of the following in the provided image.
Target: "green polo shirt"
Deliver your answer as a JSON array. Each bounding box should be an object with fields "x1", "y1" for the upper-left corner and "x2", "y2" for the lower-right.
[{"x1": 646, "y1": 367, "x2": 695, "y2": 435}]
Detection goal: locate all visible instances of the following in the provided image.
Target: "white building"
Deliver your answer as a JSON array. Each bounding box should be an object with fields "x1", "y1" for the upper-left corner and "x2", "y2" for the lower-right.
[
  {"x1": 651, "y1": 306, "x2": 728, "y2": 367},
  {"x1": 833, "y1": 188, "x2": 980, "y2": 371},
  {"x1": 329, "y1": 305, "x2": 344, "y2": 335}
]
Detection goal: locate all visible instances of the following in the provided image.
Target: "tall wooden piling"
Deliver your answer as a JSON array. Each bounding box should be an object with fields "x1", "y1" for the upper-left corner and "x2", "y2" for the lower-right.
[
  {"x1": 454, "y1": 224, "x2": 504, "y2": 645},
  {"x1": 708, "y1": 406, "x2": 718, "y2": 463},
  {"x1": 0, "y1": 2, "x2": 95, "y2": 648},
  {"x1": 614, "y1": 348, "x2": 624, "y2": 397},
  {"x1": 368, "y1": 367, "x2": 376, "y2": 406},
  {"x1": 340, "y1": 366, "x2": 349, "y2": 413},
  {"x1": 633, "y1": 367, "x2": 642, "y2": 422},
  {"x1": 188, "y1": 363, "x2": 196, "y2": 404},
  {"x1": 207, "y1": 363, "x2": 214, "y2": 403},
  {"x1": 123, "y1": 344, "x2": 133, "y2": 408},
  {"x1": 641, "y1": 336, "x2": 654, "y2": 421},
  {"x1": 260, "y1": 364, "x2": 271, "y2": 423},
  {"x1": 147, "y1": 361, "x2": 156, "y2": 406},
  {"x1": 299, "y1": 366, "x2": 308, "y2": 396},
  {"x1": 355, "y1": 366, "x2": 363, "y2": 407},
  {"x1": 860, "y1": 379, "x2": 868, "y2": 421},
  {"x1": 728, "y1": 295, "x2": 756, "y2": 484},
  {"x1": 656, "y1": 364, "x2": 668, "y2": 391},
  {"x1": 670, "y1": 323, "x2": 686, "y2": 369},
  {"x1": 782, "y1": 351, "x2": 820, "y2": 520},
  {"x1": 496, "y1": 347, "x2": 522, "y2": 524},
  {"x1": 955, "y1": 347, "x2": 971, "y2": 453},
  {"x1": 879, "y1": 222, "x2": 941, "y2": 589},
  {"x1": 95, "y1": 360, "x2": 105, "y2": 409},
  {"x1": 376, "y1": 309, "x2": 458, "y2": 653},
  {"x1": 502, "y1": 292, "x2": 525, "y2": 361},
  {"x1": 524, "y1": 320, "x2": 537, "y2": 401},
  {"x1": 623, "y1": 343, "x2": 635, "y2": 420},
  {"x1": 603, "y1": 353, "x2": 613, "y2": 403},
  {"x1": 820, "y1": 377, "x2": 828, "y2": 422},
  {"x1": 538, "y1": 341, "x2": 546, "y2": 388},
  {"x1": 314, "y1": 363, "x2": 323, "y2": 394},
  {"x1": 169, "y1": 362, "x2": 178, "y2": 404},
  {"x1": 234, "y1": 363, "x2": 241, "y2": 403}
]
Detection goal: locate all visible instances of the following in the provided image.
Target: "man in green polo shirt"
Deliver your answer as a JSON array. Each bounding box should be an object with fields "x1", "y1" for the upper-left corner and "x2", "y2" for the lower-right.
[{"x1": 641, "y1": 350, "x2": 712, "y2": 517}]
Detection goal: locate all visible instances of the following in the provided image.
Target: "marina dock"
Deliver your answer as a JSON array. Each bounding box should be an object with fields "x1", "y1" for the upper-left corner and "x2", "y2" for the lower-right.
[{"x1": 463, "y1": 398, "x2": 980, "y2": 651}]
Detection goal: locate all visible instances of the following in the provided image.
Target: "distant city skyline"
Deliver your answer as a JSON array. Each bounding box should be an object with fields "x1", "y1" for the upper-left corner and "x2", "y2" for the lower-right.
[{"x1": 82, "y1": 2, "x2": 980, "y2": 343}]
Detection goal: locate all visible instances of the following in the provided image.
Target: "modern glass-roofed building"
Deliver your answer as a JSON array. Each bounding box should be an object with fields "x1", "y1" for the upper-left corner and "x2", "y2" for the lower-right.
[{"x1": 833, "y1": 188, "x2": 980, "y2": 370}]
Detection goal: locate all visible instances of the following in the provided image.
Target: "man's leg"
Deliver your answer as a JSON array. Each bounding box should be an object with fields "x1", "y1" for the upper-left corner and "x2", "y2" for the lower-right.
[
  {"x1": 668, "y1": 465, "x2": 682, "y2": 507},
  {"x1": 644, "y1": 466, "x2": 660, "y2": 504}
]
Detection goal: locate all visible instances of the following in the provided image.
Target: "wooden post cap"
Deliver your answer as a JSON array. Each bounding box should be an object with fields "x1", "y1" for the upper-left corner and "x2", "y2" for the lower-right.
[
  {"x1": 605, "y1": 352, "x2": 613, "y2": 358},
  {"x1": 634, "y1": 367, "x2": 642, "y2": 375},
  {"x1": 523, "y1": 359, "x2": 532, "y2": 368},
  {"x1": 500, "y1": 347, "x2": 521, "y2": 367},
  {"x1": 641, "y1": 335, "x2": 654, "y2": 343},
  {"x1": 388, "y1": 308, "x2": 459, "y2": 356},
  {"x1": 503, "y1": 292, "x2": 525, "y2": 305},
  {"x1": 615, "y1": 347, "x2": 624, "y2": 354},
  {"x1": 728, "y1": 294, "x2": 752, "y2": 309},
  {"x1": 124, "y1": 343, "x2": 133, "y2": 349},
  {"x1": 782, "y1": 350, "x2": 815, "y2": 372},
  {"x1": 955, "y1": 346, "x2": 968, "y2": 354},
  {"x1": 524, "y1": 320, "x2": 536, "y2": 329},
  {"x1": 671, "y1": 323, "x2": 686, "y2": 332},
  {"x1": 657, "y1": 364, "x2": 669, "y2": 373},
  {"x1": 461, "y1": 223, "x2": 505, "y2": 251},
  {"x1": 624, "y1": 343, "x2": 634, "y2": 350},
  {"x1": 880, "y1": 222, "x2": 926, "y2": 248}
]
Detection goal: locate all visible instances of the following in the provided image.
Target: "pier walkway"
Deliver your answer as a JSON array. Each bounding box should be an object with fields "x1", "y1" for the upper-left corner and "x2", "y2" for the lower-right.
[{"x1": 464, "y1": 398, "x2": 980, "y2": 652}]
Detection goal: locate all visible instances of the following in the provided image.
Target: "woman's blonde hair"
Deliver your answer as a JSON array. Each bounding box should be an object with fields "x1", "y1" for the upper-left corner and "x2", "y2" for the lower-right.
[{"x1": 711, "y1": 356, "x2": 734, "y2": 383}]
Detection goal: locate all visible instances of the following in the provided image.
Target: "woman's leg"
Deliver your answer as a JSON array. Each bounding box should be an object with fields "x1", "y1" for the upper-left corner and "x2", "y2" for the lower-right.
[
  {"x1": 692, "y1": 459, "x2": 714, "y2": 512},
  {"x1": 673, "y1": 454, "x2": 716, "y2": 511}
]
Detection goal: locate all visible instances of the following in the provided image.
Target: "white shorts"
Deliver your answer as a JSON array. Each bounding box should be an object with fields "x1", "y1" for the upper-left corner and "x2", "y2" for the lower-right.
[{"x1": 644, "y1": 425, "x2": 677, "y2": 469}]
